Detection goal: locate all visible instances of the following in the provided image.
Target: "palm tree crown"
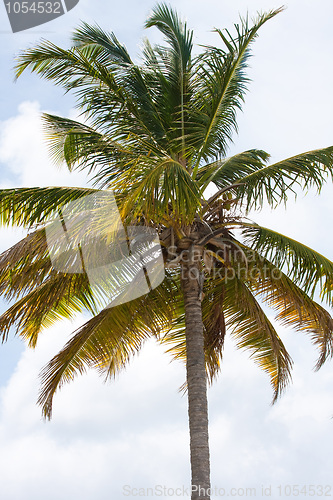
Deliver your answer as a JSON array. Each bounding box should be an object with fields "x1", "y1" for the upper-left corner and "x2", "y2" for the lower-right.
[{"x1": 1, "y1": 4, "x2": 333, "y2": 499}]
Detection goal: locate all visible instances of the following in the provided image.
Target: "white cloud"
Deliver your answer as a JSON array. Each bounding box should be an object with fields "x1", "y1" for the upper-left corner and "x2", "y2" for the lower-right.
[{"x1": 0, "y1": 100, "x2": 90, "y2": 188}]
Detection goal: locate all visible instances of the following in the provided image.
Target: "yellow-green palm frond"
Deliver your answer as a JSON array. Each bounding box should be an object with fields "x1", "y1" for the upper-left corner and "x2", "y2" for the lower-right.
[
  {"x1": 37, "y1": 272, "x2": 180, "y2": 419},
  {"x1": 0, "y1": 271, "x2": 98, "y2": 347},
  {"x1": 160, "y1": 310, "x2": 226, "y2": 386},
  {"x1": 247, "y1": 254, "x2": 333, "y2": 370},
  {"x1": 160, "y1": 265, "x2": 292, "y2": 400},
  {"x1": 243, "y1": 223, "x2": 333, "y2": 304},
  {"x1": 201, "y1": 277, "x2": 226, "y2": 381},
  {"x1": 147, "y1": 269, "x2": 226, "y2": 385},
  {"x1": 222, "y1": 274, "x2": 293, "y2": 402},
  {"x1": 121, "y1": 156, "x2": 201, "y2": 223},
  {"x1": 0, "y1": 229, "x2": 51, "y2": 300},
  {"x1": 42, "y1": 114, "x2": 171, "y2": 190},
  {"x1": 159, "y1": 315, "x2": 185, "y2": 360}
]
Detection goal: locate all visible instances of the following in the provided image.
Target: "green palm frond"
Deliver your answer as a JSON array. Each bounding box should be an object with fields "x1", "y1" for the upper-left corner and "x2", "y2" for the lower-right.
[
  {"x1": 73, "y1": 23, "x2": 170, "y2": 144},
  {"x1": 141, "y1": 37, "x2": 179, "y2": 133},
  {"x1": 243, "y1": 223, "x2": 333, "y2": 304},
  {"x1": 43, "y1": 114, "x2": 134, "y2": 172},
  {"x1": 145, "y1": 3, "x2": 194, "y2": 157},
  {"x1": 238, "y1": 146, "x2": 333, "y2": 210},
  {"x1": 197, "y1": 149, "x2": 269, "y2": 191},
  {"x1": 71, "y1": 22, "x2": 132, "y2": 65},
  {"x1": 191, "y1": 8, "x2": 283, "y2": 173},
  {"x1": 14, "y1": 38, "x2": 118, "y2": 93},
  {"x1": 15, "y1": 32, "x2": 167, "y2": 153},
  {"x1": 145, "y1": 3, "x2": 193, "y2": 72},
  {"x1": 0, "y1": 186, "x2": 95, "y2": 227}
]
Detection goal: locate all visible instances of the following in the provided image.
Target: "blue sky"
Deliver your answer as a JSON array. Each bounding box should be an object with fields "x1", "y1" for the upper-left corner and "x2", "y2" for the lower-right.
[{"x1": 0, "y1": 1, "x2": 333, "y2": 498}]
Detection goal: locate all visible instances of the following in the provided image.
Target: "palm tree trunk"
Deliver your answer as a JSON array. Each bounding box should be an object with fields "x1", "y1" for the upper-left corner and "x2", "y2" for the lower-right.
[{"x1": 181, "y1": 257, "x2": 211, "y2": 500}]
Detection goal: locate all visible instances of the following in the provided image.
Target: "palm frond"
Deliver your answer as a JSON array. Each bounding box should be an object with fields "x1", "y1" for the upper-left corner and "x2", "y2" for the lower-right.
[
  {"x1": 14, "y1": 38, "x2": 118, "y2": 93},
  {"x1": 42, "y1": 113, "x2": 142, "y2": 186},
  {"x1": 15, "y1": 33, "x2": 168, "y2": 153},
  {"x1": 0, "y1": 229, "x2": 50, "y2": 300},
  {"x1": 0, "y1": 271, "x2": 97, "y2": 347},
  {"x1": 37, "y1": 272, "x2": 180, "y2": 419},
  {"x1": 145, "y1": 3, "x2": 194, "y2": 157},
  {"x1": 121, "y1": 156, "x2": 201, "y2": 223},
  {"x1": 160, "y1": 262, "x2": 292, "y2": 398},
  {"x1": 237, "y1": 146, "x2": 333, "y2": 210},
  {"x1": 223, "y1": 274, "x2": 292, "y2": 402},
  {"x1": 242, "y1": 223, "x2": 333, "y2": 304},
  {"x1": 73, "y1": 24, "x2": 170, "y2": 144},
  {"x1": 197, "y1": 149, "x2": 269, "y2": 191},
  {"x1": 191, "y1": 8, "x2": 283, "y2": 172},
  {"x1": 246, "y1": 252, "x2": 333, "y2": 370},
  {"x1": 201, "y1": 279, "x2": 226, "y2": 381},
  {"x1": 0, "y1": 186, "x2": 95, "y2": 228},
  {"x1": 145, "y1": 3, "x2": 193, "y2": 80},
  {"x1": 71, "y1": 22, "x2": 132, "y2": 65},
  {"x1": 9, "y1": 5, "x2": 333, "y2": 420},
  {"x1": 160, "y1": 305, "x2": 226, "y2": 384}
]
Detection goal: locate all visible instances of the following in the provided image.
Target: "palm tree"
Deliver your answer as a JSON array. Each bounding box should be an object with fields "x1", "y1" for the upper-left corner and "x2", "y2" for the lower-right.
[{"x1": 1, "y1": 4, "x2": 333, "y2": 499}]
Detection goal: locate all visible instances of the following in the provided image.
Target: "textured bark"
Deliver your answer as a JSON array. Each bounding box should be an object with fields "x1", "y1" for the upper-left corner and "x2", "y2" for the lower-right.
[{"x1": 181, "y1": 258, "x2": 211, "y2": 500}]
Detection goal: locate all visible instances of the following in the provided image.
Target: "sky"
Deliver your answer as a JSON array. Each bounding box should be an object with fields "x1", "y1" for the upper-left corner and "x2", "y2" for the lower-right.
[{"x1": 0, "y1": 0, "x2": 333, "y2": 499}]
